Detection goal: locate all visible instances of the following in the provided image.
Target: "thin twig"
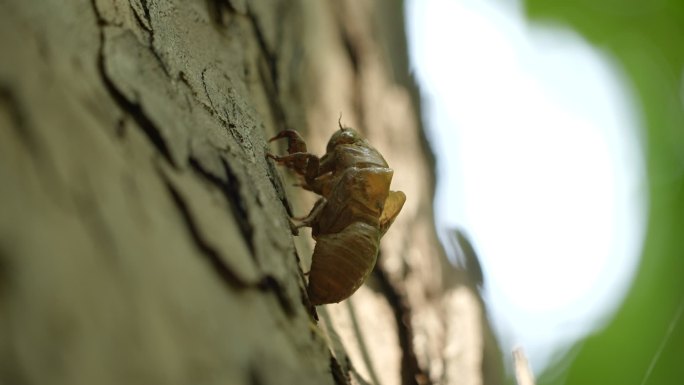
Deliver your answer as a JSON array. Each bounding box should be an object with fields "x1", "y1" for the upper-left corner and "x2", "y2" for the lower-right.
[
  {"x1": 513, "y1": 347, "x2": 536, "y2": 385},
  {"x1": 639, "y1": 298, "x2": 684, "y2": 385}
]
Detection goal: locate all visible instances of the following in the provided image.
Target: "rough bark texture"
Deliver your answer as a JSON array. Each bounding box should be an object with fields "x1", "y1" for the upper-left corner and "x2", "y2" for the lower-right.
[{"x1": 0, "y1": 1, "x2": 500, "y2": 385}]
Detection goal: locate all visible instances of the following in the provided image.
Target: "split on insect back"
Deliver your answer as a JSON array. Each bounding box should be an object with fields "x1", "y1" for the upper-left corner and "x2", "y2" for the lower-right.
[{"x1": 267, "y1": 121, "x2": 406, "y2": 305}]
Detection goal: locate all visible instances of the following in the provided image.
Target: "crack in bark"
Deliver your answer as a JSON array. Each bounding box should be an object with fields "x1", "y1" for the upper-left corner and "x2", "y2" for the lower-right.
[
  {"x1": 98, "y1": 58, "x2": 175, "y2": 166},
  {"x1": 0, "y1": 84, "x2": 67, "y2": 196},
  {"x1": 373, "y1": 264, "x2": 431, "y2": 385},
  {"x1": 245, "y1": 7, "x2": 288, "y2": 132},
  {"x1": 340, "y1": 32, "x2": 360, "y2": 74},
  {"x1": 330, "y1": 355, "x2": 351, "y2": 385},
  {"x1": 205, "y1": 0, "x2": 244, "y2": 26},
  {"x1": 162, "y1": 175, "x2": 249, "y2": 289},
  {"x1": 248, "y1": 366, "x2": 265, "y2": 385},
  {"x1": 205, "y1": 0, "x2": 225, "y2": 26},
  {"x1": 348, "y1": 358, "x2": 374, "y2": 385},
  {"x1": 265, "y1": 156, "x2": 294, "y2": 218},
  {"x1": 126, "y1": 0, "x2": 171, "y2": 78},
  {"x1": 256, "y1": 275, "x2": 294, "y2": 317},
  {"x1": 245, "y1": 8, "x2": 278, "y2": 94},
  {"x1": 188, "y1": 67, "x2": 226, "y2": 121},
  {"x1": 129, "y1": 0, "x2": 152, "y2": 34},
  {"x1": 331, "y1": 6, "x2": 366, "y2": 136},
  {"x1": 340, "y1": 31, "x2": 364, "y2": 132},
  {"x1": 92, "y1": 10, "x2": 176, "y2": 167},
  {"x1": 346, "y1": 300, "x2": 382, "y2": 385},
  {"x1": 200, "y1": 68, "x2": 219, "y2": 115},
  {"x1": 0, "y1": 84, "x2": 38, "y2": 154},
  {"x1": 138, "y1": 0, "x2": 153, "y2": 29},
  {"x1": 164, "y1": 162, "x2": 297, "y2": 316},
  {"x1": 188, "y1": 156, "x2": 255, "y2": 257}
]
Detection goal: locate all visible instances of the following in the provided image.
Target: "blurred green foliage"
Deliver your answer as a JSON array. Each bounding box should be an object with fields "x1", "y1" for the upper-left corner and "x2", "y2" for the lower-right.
[{"x1": 522, "y1": 0, "x2": 684, "y2": 384}]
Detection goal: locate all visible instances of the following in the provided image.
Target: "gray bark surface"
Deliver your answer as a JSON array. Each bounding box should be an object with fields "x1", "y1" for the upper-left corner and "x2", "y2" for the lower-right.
[{"x1": 0, "y1": 1, "x2": 501, "y2": 384}]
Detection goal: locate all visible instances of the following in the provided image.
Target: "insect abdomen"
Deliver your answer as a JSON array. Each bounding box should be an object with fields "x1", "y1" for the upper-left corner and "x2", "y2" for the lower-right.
[{"x1": 307, "y1": 221, "x2": 380, "y2": 305}]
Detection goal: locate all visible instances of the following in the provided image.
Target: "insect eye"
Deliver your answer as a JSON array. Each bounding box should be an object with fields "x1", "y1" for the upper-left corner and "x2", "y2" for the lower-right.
[{"x1": 326, "y1": 129, "x2": 359, "y2": 152}]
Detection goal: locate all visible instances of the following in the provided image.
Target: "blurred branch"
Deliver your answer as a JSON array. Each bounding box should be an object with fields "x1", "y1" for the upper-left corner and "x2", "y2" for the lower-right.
[{"x1": 513, "y1": 347, "x2": 536, "y2": 385}]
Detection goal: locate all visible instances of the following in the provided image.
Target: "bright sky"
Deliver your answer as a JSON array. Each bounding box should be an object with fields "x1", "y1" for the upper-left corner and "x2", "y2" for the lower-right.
[{"x1": 406, "y1": 0, "x2": 647, "y2": 374}]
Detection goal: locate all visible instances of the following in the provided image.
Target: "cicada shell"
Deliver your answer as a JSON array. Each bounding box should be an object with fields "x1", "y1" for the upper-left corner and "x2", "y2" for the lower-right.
[
  {"x1": 268, "y1": 124, "x2": 406, "y2": 305},
  {"x1": 307, "y1": 222, "x2": 380, "y2": 305}
]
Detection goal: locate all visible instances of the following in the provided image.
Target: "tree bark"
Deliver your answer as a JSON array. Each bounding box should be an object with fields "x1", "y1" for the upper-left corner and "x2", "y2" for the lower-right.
[{"x1": 0, "y1": 1, "x2": 500, "y2": 384}]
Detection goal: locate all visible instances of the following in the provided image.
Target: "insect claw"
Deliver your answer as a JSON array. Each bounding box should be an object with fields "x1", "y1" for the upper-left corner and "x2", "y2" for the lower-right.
[
  {"x1": 287, "y1": 219, "x2": 300, "y2": 236},
  {"x1": 266, "y1": 153, "x2": 286, "y2": 165},
  {"x1": 268, "y1": 130, "x2": 292, "y2": 142},
  {"x1": 269, "y1": 130, "x2": 308, "y2": 154},
  {"x1": 291, "y1": 197, "x2": 326, "y2": 225},
  {"x1": 292, "y1": 219, "x2": 312, "y2": 229}
]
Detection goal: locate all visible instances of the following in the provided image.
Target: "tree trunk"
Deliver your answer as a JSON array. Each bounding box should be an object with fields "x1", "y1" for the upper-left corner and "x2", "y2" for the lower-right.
[{"x1": 0, "y1": 1, "x2": 500, "y2": 384}]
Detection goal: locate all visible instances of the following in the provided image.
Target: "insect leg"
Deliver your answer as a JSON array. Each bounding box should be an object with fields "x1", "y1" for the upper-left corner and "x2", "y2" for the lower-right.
[
  {"x1": 267, "y1": 152, "x2": 320, "y2": 179},
  {"x1": 268, "y1": 130, "x2": 308, "y2": 154},
  {"x1": 292, "y1": 197, "x2": 327, "y2": 229}
]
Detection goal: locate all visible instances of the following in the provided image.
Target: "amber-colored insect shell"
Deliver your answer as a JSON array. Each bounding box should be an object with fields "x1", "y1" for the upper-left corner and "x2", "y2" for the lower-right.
[
  {"x1": 307, "y1": 222, "x2": 380, "y2": 305},
  {"x1": 267, "y1": 127, "x2": 406, "y2": 305}
]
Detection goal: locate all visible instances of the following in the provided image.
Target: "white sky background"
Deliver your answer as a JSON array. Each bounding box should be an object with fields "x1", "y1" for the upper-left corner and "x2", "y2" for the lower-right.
[{"x1": 405, "y1": 0, "x2": 647, "y2": 374}]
